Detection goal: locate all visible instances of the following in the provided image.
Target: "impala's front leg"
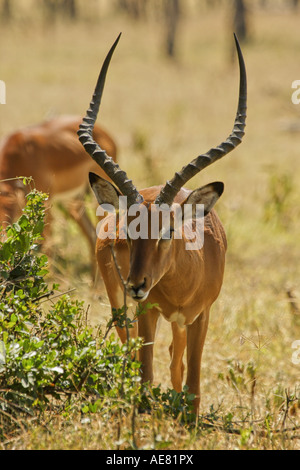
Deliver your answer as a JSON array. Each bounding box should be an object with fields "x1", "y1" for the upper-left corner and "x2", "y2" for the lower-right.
[
  {"x1": 186, "y1": 308, "x2": 210, "y2": 414},
  {"x1": 97, "y1": 244, "x2": 137, "y2": 343},
  {"x1": 169, "y1": 322, "x2": 186, "y2": 392},
  {"x1": 137, "y1": 306, "x2": 160, "y2": 384},
  {"x1": 67, "y1": 197, "x2": 97, "y2": 280}
]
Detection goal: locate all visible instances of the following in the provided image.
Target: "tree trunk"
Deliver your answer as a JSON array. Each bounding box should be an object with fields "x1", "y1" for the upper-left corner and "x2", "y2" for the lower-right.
[
  {"x1": 62, "y1": 0, "x2": 77, "y2": 19},
  {"x1": 165, "y1": 0, "x2": 180, "y2": 58},
  {"x1": 2, "y1": 0, "x2": 12, "y2": 21},
  {"x1": 233, "y1": 0, "x2": 248, "y2": 43}
]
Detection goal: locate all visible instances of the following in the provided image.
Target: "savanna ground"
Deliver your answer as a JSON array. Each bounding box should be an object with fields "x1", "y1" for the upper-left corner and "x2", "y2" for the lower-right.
[{"x1": 1, "y1": 0, "x2": 300, "y2": 450}]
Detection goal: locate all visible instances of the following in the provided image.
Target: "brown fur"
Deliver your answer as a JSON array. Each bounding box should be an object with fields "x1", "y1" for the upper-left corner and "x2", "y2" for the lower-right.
[
  {"x1": 95, "y1": 185, "x2": 227, "y2": 413},
  {"x1": 0, "y1": 115, "x2": 117, "y2": 274}
]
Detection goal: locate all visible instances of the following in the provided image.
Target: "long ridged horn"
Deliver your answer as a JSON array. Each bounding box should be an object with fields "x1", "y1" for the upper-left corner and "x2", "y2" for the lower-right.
[
  {"x1": 155, "y1": 33, "x2": 247, "y2": 206},
  {"x1": 78, "y1": 33, "x2": 144, "y2": 207}
]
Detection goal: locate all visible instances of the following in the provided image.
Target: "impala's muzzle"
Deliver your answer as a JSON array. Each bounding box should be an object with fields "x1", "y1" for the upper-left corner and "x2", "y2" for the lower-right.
[{"x1": 127, "y1": 278, "x2": 149, "y2": 302}]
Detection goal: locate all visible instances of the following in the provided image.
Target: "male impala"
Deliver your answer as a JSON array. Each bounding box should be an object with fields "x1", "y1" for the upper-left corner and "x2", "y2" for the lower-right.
[
  {"x1": 78, "y1": 34, "x2": 247, "y2": 413},
  {"x1": 0, "y1": 115, "x2": 117, "y2": 271}
]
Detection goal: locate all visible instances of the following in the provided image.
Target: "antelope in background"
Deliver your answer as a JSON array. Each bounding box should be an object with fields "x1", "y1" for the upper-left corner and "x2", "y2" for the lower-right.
[
  {"x1": 0, "y1": 115, "x2": 117, "y2": 275},
  {"x1": 78, "y1": 33, "x2": 247, "y2": 414}
]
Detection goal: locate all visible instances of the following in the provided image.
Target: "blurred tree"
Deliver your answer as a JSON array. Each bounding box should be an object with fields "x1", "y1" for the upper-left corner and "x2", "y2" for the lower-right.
[
  {"x1": 43, "y1": 0, "x2": 57, "y2": 20},
  {"x1": 1, "y1": 0, "x2": 12, "y2": 21},
  {"x1": 164, "y1": 0, "x2": 181, "y2": 58},
  {"x1": 233, "y1": 0, "x2": 248, "y2": 43},
  {"x1": 204, "y1": 0, "x2": 223, "y2": 8},
  {"x1": 42, "y1": 0, "x2": 77, "y2": 21},
  {"x1": 291, "y1": 0, "x2": 299, "y2": 9},
  {"x1": 117, "y1": 0, "x2": 148, "y2": 19},
  {"x1": 62, "y1": 0, "x2": 77, "y2": 19}
]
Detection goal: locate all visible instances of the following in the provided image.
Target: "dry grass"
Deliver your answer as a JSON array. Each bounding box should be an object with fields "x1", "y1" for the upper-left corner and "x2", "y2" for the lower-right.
[{"x1": 1, "y1": 3, "x2": 300, "y2": 450}]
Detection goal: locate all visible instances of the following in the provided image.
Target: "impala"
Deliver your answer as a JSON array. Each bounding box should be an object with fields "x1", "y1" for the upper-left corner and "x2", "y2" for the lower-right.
[
  {"x1": 0, "y1": 115, "x2": 117, "y2": 272},
  {"x1": 78, "y1": 33, "x2": 247, "y2": 413}
]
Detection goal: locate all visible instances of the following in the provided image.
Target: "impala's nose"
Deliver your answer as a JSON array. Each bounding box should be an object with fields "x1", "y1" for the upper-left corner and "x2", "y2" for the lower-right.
[{"x1": 127, "y1": 278, "x2": 149, "y2": 301}]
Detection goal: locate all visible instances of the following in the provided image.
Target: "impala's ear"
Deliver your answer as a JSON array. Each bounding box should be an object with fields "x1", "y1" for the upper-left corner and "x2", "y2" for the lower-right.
[
  {"x1": 89, "y1": 172, "x2": 121, "y2": 208},
  {"x1": 181, "y1": 182, "x2": 224, "y2": 218}
]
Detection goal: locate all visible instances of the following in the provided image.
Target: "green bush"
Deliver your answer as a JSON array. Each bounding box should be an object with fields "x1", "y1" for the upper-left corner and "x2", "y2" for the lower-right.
[
  {"x1": 0, "y1": 187, "x2": 195, "y2": 443},
  {"x1": 0, "y1": 188, "x2": 143, "y2": 440}
]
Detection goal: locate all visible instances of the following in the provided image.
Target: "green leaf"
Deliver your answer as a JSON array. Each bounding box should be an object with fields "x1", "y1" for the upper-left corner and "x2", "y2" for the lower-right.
[
  {"x1": 32, "y1": 220, "x2": 44, "y2": 236},
  {"x1": 0, "y1": 242, "x2": 12, "y2": 261}
]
